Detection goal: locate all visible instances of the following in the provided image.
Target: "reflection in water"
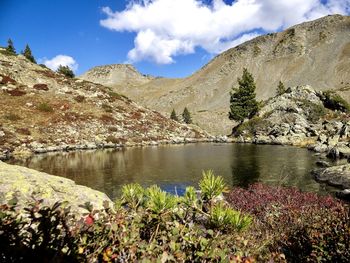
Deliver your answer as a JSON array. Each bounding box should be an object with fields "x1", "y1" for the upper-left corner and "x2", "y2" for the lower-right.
[{"x1": 10, "y1": 144, "x2": 334, "y2": 200}]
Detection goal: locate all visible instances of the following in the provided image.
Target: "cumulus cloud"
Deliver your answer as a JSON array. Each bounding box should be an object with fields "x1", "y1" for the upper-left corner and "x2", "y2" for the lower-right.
[
  {"x1": 100, "y1": 0, "x2": 350, "y2": 64},
  {"x1": 43, "y1": 55, "x2": 78, "y2": 71}
]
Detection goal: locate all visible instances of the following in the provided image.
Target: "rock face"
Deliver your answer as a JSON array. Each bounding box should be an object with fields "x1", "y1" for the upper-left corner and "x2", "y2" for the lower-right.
[
  {"x1": 80, "y1": 15, "x2": 350, "y2": 134},
  {"x1": 0, "y1": 161, "x2": 112, "y2": 214},
  {"x1": 0, "y1": 49, "x2": 210, "y2": 160},
  {"x1": 313, "y1": 164, "x2": 350, "y2": 189}
]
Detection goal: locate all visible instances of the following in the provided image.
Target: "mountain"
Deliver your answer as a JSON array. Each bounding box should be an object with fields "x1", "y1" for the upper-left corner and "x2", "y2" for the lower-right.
[
  {"x1": 80, "y1": 14, "x2": 350, "y2": 135},
  {"x1": 0, "y1": 50, "x2": 209, "y2": 160},
  {"x1": 79, "y1": 64, "x2": 154, "y2": 88}
]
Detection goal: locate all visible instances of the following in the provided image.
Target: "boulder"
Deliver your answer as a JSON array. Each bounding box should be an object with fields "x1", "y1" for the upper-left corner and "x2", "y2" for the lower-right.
[
  {"x1": 0, "y1": 161, "x2": 113, "y2": 215},
  {"x1": 312, "y1": 164, "x2": 350, "y2": 189}
]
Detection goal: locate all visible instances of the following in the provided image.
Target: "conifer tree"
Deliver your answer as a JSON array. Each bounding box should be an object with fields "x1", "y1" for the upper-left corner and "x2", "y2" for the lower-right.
[
  {"x1": 170, "y1": 109, "x2": 179, "y2": 121},
  {"x1": 276, "y1": 80, "x2": 286, "y2": 96},
  {"x1": 229, "y1": 68, "x2": 258, "y2": 123},
  {"x1": 57, "y1": 65, "x2": 75, "y2": 78},
  {"x1": 182, "y1": 107, "x2": 192, "y2": 124},
  {"x1": 6, "y1": 38, "x2": 16, "y2": 55},
  {"x1": 22, "y1": 44, "x2": 36, "y2": 63}
]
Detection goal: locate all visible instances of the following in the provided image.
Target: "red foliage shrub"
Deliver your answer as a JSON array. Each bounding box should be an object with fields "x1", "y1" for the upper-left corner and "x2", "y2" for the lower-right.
[
  {"x1": 6, "y1": 88, "x2": 26, "y2": 96},
  {"x1": 226, "y1": 184, "x2": 350, "y2": 261},
  {"x1": 100, "y1": 114, "x2": 116, "y2": 124},
  {"x1": 33, "y1": 84, "x2": 49, "y2": 91},
  {"x1": 16, "y1": 128, "x2": 31, "y2": 135},
  {"x1": 0, "y1": 75, "x2": 16, "y2": 85}
]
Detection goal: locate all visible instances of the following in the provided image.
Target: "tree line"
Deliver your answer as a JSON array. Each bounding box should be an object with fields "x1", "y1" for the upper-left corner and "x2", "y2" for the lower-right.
[{"x1": 4, "y1": 38, "x2": 75, "y2": 78}]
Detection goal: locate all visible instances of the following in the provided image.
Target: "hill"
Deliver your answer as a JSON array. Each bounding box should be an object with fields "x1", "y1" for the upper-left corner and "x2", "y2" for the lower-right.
[
  {"x1": 0, "y1": 49, "x2": 209, "y2": 160},
  {"x1": 81, "y1": 15, "x2": 350, "y2": 135}
]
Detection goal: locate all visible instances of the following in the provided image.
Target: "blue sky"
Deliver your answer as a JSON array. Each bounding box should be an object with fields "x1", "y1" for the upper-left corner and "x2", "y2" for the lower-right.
[{"x1": 1, "y1": 0, "x2": 349, "y2": 78}]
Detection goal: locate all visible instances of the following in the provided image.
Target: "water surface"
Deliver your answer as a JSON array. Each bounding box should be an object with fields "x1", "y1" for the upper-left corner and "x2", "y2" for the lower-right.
[{"x1": 11, "y1": 143, "x2": 333, "y2": 199}]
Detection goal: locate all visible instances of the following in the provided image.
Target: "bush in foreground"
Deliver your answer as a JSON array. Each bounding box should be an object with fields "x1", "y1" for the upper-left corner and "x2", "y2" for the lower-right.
[
  {"x1": 0, "y1": 172, "x2": 257, "y2": 262},
  {"x1": 1, "y1": 174, "x2": 349, "y2": 262}
]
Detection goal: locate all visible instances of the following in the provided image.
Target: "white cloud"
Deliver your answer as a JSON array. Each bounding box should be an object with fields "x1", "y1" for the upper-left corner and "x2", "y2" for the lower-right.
[
  {"x1": 42, "y1": 55, "x2": 78, "y2": 71},
  {"x1": 100, "y1": 0, "x2": 350, "y2": 64}
]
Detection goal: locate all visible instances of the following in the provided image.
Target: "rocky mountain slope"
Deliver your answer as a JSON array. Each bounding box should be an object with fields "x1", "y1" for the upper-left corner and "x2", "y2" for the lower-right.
[
  {"x1": 0, "y1": 49, "x2": 210, "y2": 160},
  {"x1": 79, "y1": 64, "x2": 154, "y2": 88},
  {"x1": 80, "y1": 15, "x2": 350, "y2": 135}
]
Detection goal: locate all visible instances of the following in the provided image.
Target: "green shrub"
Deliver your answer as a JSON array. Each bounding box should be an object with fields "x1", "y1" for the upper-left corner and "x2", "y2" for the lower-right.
[
  {"x1": 235, "y1": 116, "x2": 270, "y2": 136},
  {"x1": 199, "y1": 170, "x2": 226, "y2": 202},
  {"x1": 37, "y1": 102, "x2": 54, "y2": 112},
  {"x1": 57, "y1": 65, "x2": 75, "y2": 78},
  {"x1": 3, "y1": 113, "x2": 21, "y2": 121},
  {"x1": 299, "y1": 100, "x2": 327, "y2": 122},
  {"x1": 0, "y1": 171, "x2": 257, "y2": 262},
  {"x1": 322, "y1": 91, "x2": 350, "y2": 113}
]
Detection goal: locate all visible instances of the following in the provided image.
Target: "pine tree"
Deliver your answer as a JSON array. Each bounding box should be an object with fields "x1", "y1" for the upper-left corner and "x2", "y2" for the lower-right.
[
  {"x1": 6, "y1": 38, "x2": 16, "y2": 55},
  {"x1": 57, "y1": 65, "x2": 75, "y2": 78},
  {"x1": 170, "y1": 109, "x2": 179, "y2": 121},
  {"x1": 229, "y1": 68, "x2": 259, "y2": 123},
  {"x1": 182, "y1": 107, "x2": 192, "y2": 124},
  {"x1": 22, "y1": 44, "x2": 36, "y2": 63},
  {"x1": 276, "y1": 81, "x2": 286, "y2": 96}
]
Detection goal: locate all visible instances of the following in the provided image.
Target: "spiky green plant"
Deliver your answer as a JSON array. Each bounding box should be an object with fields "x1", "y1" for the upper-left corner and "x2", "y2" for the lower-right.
[
  {"x1": 199, "y1": 170, "x2": 226, "y2": 202},
  {"x1": 146, "y1": 185, "x2": 177, "y2": 214},
  {"x1": 184, "y1": 186, "x2": 199, "y2": 207},
  {"x1": 121, "y1": 183, "x2": 144, "y2": 210},
  {"x1": 210, "y1": 203, "x2": 252, "y2": 232}
]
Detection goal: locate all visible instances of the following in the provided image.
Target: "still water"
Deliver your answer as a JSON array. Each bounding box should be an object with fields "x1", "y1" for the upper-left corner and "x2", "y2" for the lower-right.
[{"x1": 11, "y1": 143, "x2": 333, "y2": 199}]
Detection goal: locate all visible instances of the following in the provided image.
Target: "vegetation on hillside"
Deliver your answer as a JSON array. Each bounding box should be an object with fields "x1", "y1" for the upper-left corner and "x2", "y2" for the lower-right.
[
  {"x1": 229, "y1": 68, "x2": 259, "y2": 125},
  {"x1": 22, "y1": 44, "x2": 36, "y2": 63},
  {"x1": 57, "y1": 65, "x2": 75, "y2": 78},
  {"x1": 182, "y1": 107, "x2": 192, "y2": 124},
  {"x1": 6, "y1": 39, "x2": 16, "y2": 55},
  {"x1": 1, "y1": 172, "x2": 349, "y2": 262},
  {"x1": 276, "y1": 81, "x2": 286, "y2": 96},
  {"x1": 170, "y1": 109, "x2": 179, "y2": 121}
]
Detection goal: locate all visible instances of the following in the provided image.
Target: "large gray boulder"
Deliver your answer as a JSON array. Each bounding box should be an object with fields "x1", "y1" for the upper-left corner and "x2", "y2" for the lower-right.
[
  {"x1": 0, "y1": 161, "x2": 113, "y2": 215},
  {"x1": 313, "y1": 164, "x2": 350, "y2": 189}
]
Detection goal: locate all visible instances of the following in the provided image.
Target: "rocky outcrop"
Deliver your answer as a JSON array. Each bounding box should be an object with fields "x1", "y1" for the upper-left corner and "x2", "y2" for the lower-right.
[
  {"x1": 79, "y1": 64, "x2": 154, "y2": 88},
  {"x1": 81, "y1": 15, "x2": 350, "y2": 134},
  {"x1": 0, "y1": 161, "x2": 112, "y2": 214},
  {"x1": 0, "y1": 49, "x2": 210, "y2": 160},
  {"x1": 232, "y1": 85, "x2": 350, "y2": 160},
  {"x1": 312, "y1": 164, "x2": 350, "y2": 189}
]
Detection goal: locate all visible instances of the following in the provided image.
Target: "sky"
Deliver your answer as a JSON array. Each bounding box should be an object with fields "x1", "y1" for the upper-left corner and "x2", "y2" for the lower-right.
[{"x1": 0, "y1": 0, "x2": 349, "y2": 78}]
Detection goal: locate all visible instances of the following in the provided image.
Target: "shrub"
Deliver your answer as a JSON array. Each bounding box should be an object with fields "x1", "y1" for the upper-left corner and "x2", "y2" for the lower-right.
[
  {"x1": 226, "y1": 183, "x2": 350, "y2": 262},
  {"x1": 102, "y1": 103, "x2": 113, "y2": 113},
  {"x1": 33, "y1": 84, "x2": 49, "y2": 91},
  {"x1": 0, "y1": 172, "x2": 255, "y2": 262},
  {"x1": 37, "y1": 102, "x2": 54, "y2": 113},
  {"x1": 6, "y1": 88, "x2": 26, "y2": 96},
  {"x1": 199, "y1": 170, "x2": 226, "y2": 202},
  {"x1": 74, "y1": 95, "x2": 85, "y2": 103},
  {"x1": 57, "y1": 65, "x2": 75, "y2": 78},
  {"x1": 299, "y1": 100, "x2": 327, "y2": 123},
  {"x1": 235, "y1": 116, "x2": 270, "y2": 136},
  {"x1": 3, "y1": 113, "x2": 21, "y2": 121},
  {"x1": 321, "y1": 91, "x2": 350, "y2": 113}
]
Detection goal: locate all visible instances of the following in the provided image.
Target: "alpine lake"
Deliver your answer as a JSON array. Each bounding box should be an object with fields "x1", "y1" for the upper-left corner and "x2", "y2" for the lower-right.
[{"x1": 10, "y1": 143, "x2": 337, "y2": 200}]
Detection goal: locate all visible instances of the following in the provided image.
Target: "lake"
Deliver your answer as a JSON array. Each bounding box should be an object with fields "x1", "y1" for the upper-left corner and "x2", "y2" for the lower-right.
[{"x1": 10, "y1": 143, "x2": 334, "y2": 199}]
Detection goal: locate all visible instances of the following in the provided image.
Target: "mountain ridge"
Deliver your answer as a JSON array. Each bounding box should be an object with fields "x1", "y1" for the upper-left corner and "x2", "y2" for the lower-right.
[{"x1": 80, "y1": 14, "x2": 350, "y2": 134}]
